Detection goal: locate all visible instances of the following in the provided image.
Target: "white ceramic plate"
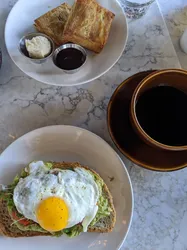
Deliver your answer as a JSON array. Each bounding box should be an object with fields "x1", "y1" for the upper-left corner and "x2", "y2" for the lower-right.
[
  {"x1": 5, "y1": 0, "x2": 128, "y2": 86},
  {"x1": 0, "y1": 125, "x2": 133, "y2": 250}
]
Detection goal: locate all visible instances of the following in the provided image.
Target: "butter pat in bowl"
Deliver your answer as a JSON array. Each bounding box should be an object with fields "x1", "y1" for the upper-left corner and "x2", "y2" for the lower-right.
[{"x1": 19, "y1": 32, "x2": 55, "y2": 64}]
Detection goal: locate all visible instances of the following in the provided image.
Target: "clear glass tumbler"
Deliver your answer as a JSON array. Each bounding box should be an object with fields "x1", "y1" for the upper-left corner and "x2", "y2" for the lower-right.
[{"x1": 119, "y1": 0, "x2": 155, "y2": 19}]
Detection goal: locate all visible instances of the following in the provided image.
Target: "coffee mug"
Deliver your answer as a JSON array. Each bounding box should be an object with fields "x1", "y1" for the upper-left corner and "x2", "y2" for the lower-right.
[{"x1": 130, "y1": 69, "x2": 187, "y2": 151}]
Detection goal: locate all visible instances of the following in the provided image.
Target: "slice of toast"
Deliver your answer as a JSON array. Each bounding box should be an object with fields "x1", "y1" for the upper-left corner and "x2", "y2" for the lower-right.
[
  {"x1": 0, "y1": 162, "x2": 116, "y2": 237},
  {"x1": 62, "y1": 0, "x2": 115, "y2": 53},
  {"x1": 34, "y1": 3, "x2": 71, "y2": 45}
]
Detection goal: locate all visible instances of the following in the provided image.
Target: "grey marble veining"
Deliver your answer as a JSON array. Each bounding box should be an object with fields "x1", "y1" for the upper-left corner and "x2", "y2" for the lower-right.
[
  {"x1": 157, "y1": 0, "x2": 187, "y2": 69},
  {"x1": 0, "y1": 0, "x2": 187, "y2": 249}
]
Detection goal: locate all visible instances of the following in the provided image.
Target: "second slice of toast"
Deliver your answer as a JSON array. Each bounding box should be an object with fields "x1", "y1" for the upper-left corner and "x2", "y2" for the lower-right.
[{"x1": 62, "y1": 0, "x2": 115, "y2": 53}]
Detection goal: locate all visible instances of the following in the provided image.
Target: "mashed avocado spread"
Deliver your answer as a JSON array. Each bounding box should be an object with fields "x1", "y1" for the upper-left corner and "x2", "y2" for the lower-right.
[{"x1": 0, "y1": 162, "x2": 112, "y2": 238}]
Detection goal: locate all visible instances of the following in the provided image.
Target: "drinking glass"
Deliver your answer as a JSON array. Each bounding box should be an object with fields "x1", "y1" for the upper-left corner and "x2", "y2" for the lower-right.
[{"x1": 118, "y1": 0, "x2": 155, "y2": 19}]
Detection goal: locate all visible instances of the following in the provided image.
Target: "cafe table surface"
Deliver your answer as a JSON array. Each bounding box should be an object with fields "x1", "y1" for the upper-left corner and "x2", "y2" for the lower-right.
[{"x1": 0, "y1": 0, "x2": 187, "y2": 249}]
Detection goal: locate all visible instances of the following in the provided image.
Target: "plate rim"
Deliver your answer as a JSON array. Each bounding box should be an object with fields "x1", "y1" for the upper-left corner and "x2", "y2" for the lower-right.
[
  {"x1": 0, "y1": 125, "x2": 134, "y2": 250},
  {"x1": 4, "y1": 0, "x2": 128, "y2": 86}
]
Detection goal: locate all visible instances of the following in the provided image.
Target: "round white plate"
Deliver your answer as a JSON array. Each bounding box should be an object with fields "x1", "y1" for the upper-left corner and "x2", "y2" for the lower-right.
[
  {"x1": 5, "y1": 0, "x2": 128, "y2": 86},
  {"x1": 0, "y1": 125, "x2": 133, "y2": 250}
]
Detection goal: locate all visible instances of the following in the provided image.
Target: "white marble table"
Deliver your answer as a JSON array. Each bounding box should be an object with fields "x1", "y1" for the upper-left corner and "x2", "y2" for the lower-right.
[
  {"x1": 157, "y1": 0, "x2": 187, "y2": 69},
  {"x1": 0, "y1": 0, "x2": 187, "y2": 249}
]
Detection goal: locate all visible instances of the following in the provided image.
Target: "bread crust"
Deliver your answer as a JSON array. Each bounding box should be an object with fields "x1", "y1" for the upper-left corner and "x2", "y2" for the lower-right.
[
  {"x1": 63, "y1": 0, "x2": 115, "y2": 53},
  {"x1": 0, "y1": 162, "x2": 116, "y2": 237}
]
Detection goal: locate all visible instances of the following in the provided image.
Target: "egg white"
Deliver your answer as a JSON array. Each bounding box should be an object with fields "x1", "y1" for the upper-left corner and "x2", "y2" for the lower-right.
[{"x1": 13, "y1": 161, "x2": 99, "y2": 232}]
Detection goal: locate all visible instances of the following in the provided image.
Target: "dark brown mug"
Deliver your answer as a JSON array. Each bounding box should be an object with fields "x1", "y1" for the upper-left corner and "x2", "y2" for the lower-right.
[{"x1": 130, "y1": 69, "x2": 187, "y2": 151}]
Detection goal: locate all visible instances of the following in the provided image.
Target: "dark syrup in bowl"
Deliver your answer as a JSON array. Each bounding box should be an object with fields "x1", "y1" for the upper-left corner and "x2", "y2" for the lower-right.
[{"x1": 56, "y1": 48, "x2": 86, "y2": 70}]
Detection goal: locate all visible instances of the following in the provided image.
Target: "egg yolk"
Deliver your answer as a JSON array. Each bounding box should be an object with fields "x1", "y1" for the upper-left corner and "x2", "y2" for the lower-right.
[{"x1": 36, "y1": 197, "x2": 69, "y2": 232}]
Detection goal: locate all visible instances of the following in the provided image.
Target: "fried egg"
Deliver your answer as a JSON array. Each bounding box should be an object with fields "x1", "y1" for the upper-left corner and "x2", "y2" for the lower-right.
[{"x1": 13, "y1": 161, "x2": 99, "y2": 232}]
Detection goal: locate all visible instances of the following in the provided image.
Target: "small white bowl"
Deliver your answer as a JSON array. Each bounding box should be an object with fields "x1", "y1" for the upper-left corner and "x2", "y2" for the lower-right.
[{"x1": 19, "y1": 32, "x2": 55, "y2": 64}]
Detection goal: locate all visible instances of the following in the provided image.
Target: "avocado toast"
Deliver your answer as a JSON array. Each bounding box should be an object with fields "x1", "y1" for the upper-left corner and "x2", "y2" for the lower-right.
[{"x1": 0, "y1": 162, "x2": 116, "y2": 238}]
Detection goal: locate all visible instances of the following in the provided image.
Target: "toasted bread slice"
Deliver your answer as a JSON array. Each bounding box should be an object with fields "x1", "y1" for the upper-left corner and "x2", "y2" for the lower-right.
[
  {"x1": 0, "y1": 162, "x2": 116, "y2": 237},
  {"x1": 62, "y1": 0, "x2": 115, "y2": 53},
  {"x1": 34, "y1": 3, "x2": 71, "y2": 45}
]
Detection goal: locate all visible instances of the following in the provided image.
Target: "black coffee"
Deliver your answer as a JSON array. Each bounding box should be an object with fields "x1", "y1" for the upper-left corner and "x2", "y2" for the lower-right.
[{"x1": 136, "y1": 86, "x2": 187, "y2": 146}]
